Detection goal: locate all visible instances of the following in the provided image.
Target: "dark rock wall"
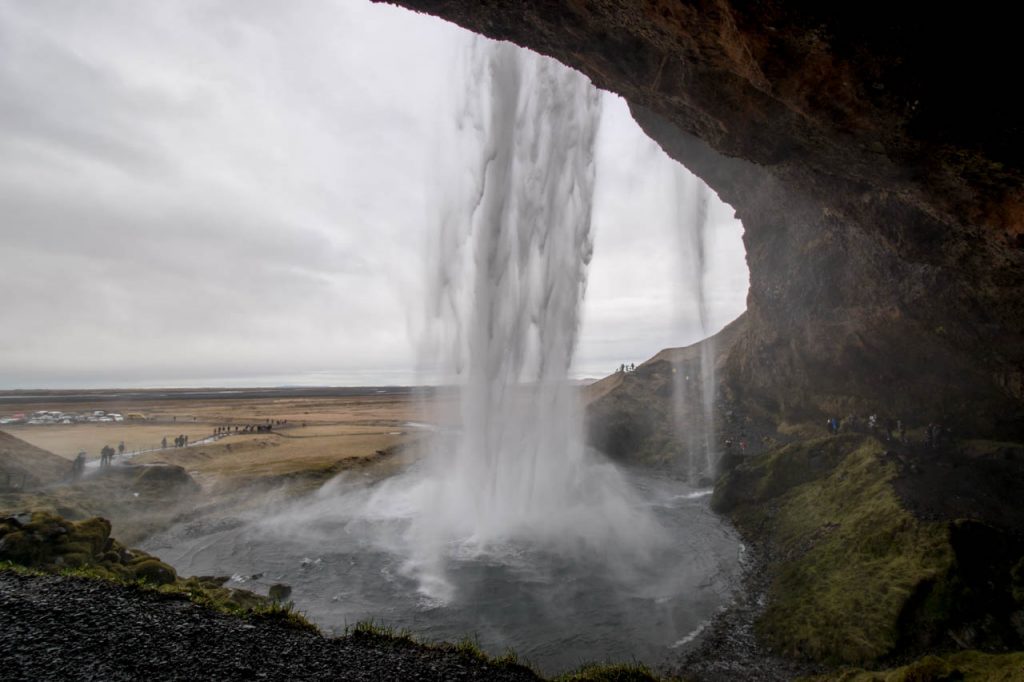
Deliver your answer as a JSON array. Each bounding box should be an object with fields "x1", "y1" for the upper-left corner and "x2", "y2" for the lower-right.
[{"x1": 381, "y1": 0, "x2": 1024, "y2": 432}]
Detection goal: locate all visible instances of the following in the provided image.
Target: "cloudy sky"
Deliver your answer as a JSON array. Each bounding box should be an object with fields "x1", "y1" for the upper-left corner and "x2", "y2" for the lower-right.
[{"x1": 0, "y1": 0, "x2": 747, "y2": 389}]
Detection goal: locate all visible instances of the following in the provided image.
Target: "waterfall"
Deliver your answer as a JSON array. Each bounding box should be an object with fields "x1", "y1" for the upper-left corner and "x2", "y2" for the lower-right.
[
  {"x1": 671, "y1": 171, "x2": 718, "y2": 483},
  {"x1": 386, "y1": 39, "x2": 664, "y2": 600}
]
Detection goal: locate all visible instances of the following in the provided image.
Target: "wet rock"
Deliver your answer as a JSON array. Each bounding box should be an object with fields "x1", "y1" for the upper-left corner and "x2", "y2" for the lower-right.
[{"x1": 268, "y1": 584, "x2": 292, "y2": 602}]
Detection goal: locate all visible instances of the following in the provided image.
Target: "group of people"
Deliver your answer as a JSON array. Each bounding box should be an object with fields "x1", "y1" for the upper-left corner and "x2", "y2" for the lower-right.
[
  {"x1": 222, "y1": 421, "x2": 284, "y2": 434},
  {"x1": 617, "y1": 363, "x2": 637, "y2": 373},
  {"x1": 98, "y1": 444, "x2": 119, "y2": 467},
  {"x1": 162, "y1": 435, "x2": 190, "y2": 448},
  {"x1": 723, "y1": 436, "x2": 749, "y2": 453},
  {"x1": 156, "y1": 419, "x2": 292, "y2": 450},
  {"x1": 68, "y1": 440, "x2": 125, "y2": 478},
  {"x1": 824, "y1": 413, "x2": 953, "y2": 447}
]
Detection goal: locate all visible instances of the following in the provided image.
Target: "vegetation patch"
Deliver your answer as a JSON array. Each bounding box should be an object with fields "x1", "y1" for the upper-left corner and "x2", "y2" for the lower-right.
[
  {"x1": 0, "y1": 510, "x2": 313, "y2": 631},
  {"x1": 552, "y1": 662, "x2": 661, "y2": 681},
  {"x1": 717, "y1": 438, "x2": 955, "y2": 664},
  {"x1": 347, "y1": 621, "x2": 531, "y2": 673},
  {"x1": 712, "y1": 434, "x2": 860, "y2": 514},
  {"x1": 811, "y1": 650, "x2": 1024, "y2": 681}
]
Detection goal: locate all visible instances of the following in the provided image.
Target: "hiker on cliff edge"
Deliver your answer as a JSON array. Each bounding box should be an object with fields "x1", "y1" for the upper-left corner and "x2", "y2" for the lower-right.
[{"x1": 72, "y1": 452, "x2": 86, "y2": 479}]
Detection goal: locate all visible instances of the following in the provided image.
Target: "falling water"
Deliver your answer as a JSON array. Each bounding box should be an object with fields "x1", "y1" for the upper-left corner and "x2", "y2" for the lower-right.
[
  {"x1": 400, "y1": 39, "x2": 667, "y2": 598},
  {"x1": 671, "y1": 171, "x2": 718, "y2": 482}
]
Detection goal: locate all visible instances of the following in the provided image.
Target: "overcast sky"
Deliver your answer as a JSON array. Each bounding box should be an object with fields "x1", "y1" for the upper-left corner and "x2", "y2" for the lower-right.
[{"x1": 0, "y1": 0, "x2": 748, "y2": 389}]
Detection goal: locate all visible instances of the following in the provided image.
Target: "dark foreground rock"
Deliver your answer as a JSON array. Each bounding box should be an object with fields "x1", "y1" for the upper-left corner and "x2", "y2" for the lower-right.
[
  {"x1": 672, "y1": 538, "x2": 820, "y2": 682},
  {"x1": 0, "y1": 571, "x2": 539, "y2": 682}
]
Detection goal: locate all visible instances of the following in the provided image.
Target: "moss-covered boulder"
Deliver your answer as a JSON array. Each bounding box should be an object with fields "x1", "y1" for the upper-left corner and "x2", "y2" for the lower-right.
[
  {"x1": 0, "y1": 511, "x2": 176, "y2": 586},
  {"x1": 1, "y1": 511, "x2": 313, "y2": 632},
  {"x1": 0, "y1": 512, "x2": 109, "y2": 567}
]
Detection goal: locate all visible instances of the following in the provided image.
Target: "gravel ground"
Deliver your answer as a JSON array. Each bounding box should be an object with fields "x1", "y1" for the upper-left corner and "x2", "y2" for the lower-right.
[
  {"x1": 0, "y1": 571, "x2": 540, "y2": 682},
  {"x1": 670, "y1": 536, "x2": 822, "y2": 682}
]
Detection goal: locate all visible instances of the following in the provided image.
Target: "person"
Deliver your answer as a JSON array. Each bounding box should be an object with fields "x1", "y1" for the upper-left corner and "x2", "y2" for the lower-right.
[
  {"x1": 161, "y1": 436, "x2": 168, "y2": 449},
  {"x1": 897, "y1": 419, "x2": 906, "y2": 443},
  {"x1": 72, "y1": 451, "x2": 86, "y2": 480},
  {"x1": 118, "y1": 441, "x2": 125, "y2": 456}
]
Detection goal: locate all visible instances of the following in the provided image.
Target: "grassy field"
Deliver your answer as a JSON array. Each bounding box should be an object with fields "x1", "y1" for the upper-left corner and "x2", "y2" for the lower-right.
[
  {"x1": 3, "y1": 391, "x2": 454, "y2": 485},
  {"x1": 0, "y1": 389, "x2": 461, "y2": 543}
]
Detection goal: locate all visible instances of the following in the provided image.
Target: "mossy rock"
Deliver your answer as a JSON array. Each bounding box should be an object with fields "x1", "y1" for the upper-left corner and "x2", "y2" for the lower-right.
[
  {"x1": 132, "y1": 464, "x2": 200, "y2": 492},
  {"x1": 0, "y1": 529, "x2": 45, "y2": 565},
  {"x1": 68, "y1": 517, "x2": 112, "y2": 556},
  {"x1": 57, "y1": 552, "x2": 92, "y2": 568},
  {"x1": 268, "y1": 583, "x2": 292, "y2": 602},
  {"x1": 128, "y1": 558, "x2": 177, "y2": 586},
  {"x1": 1, "y1": 511, "x2": 309, "y2": 630}
]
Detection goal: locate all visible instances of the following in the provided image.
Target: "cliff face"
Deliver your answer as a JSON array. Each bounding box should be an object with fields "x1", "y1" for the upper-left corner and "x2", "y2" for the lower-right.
[{"x1": 382, "y1": 0, "x2": 1023, "y2": 432}]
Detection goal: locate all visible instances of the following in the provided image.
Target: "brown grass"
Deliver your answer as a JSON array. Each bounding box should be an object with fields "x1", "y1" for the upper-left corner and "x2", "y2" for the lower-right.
[
  {"x1": 3, "y1": 393, "x2": 446, "y2": 484},
  {"x1": 0, "y1": 392, "x2": 448, "y2": 542}
]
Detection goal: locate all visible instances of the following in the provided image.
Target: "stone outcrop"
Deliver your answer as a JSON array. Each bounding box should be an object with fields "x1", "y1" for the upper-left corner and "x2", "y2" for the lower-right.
[{"x1": 381, "y1": 0, "x2": 1024, "y2": 434}]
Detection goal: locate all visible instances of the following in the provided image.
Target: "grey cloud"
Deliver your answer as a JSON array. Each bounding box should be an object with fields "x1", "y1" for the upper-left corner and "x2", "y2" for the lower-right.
[{"x1": 0, "y1": 1, "x2": 746, "y2": 389}]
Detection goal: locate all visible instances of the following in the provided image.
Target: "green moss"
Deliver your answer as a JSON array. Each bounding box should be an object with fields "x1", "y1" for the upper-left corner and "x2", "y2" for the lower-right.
[
  {"x1": 552, "y1": 662, "x2": 661, "y2": 681},
  {"x1": 69, "y1": 517, "x2": 113, "y2": 555},
  {"x1": 811, "y1": 650, "x2": 1024, "y2": 681},
  {"x1": 348, "y1": 620, "x2": 416, "y2": 642},
  {"x1": 346, "y1": 621, "x2": 539, "y2": 674},
  {"x1": 713, "y1": 434, "x2": 859, "y2": 513},
  {"x1": 751, "y1": 441, "x2": 953, "y2": 663},
  {"x1": 0, "y1": 529, "x2": 45, "y2": 565},
  {"x1": 717, "y1": 436, "x2": 959, "y2": 665},
  {"x1": 129, "y1": 558, "x2": 177, "y2": 585},
  {"x1": 1, "y1": 510, "x2": 316, "y2": 632}
]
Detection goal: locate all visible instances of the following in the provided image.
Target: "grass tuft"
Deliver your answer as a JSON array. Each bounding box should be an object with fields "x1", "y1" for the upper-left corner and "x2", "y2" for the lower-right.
[{"x1": 553, "y1": 661, "x2": 662, "y2": 681}]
